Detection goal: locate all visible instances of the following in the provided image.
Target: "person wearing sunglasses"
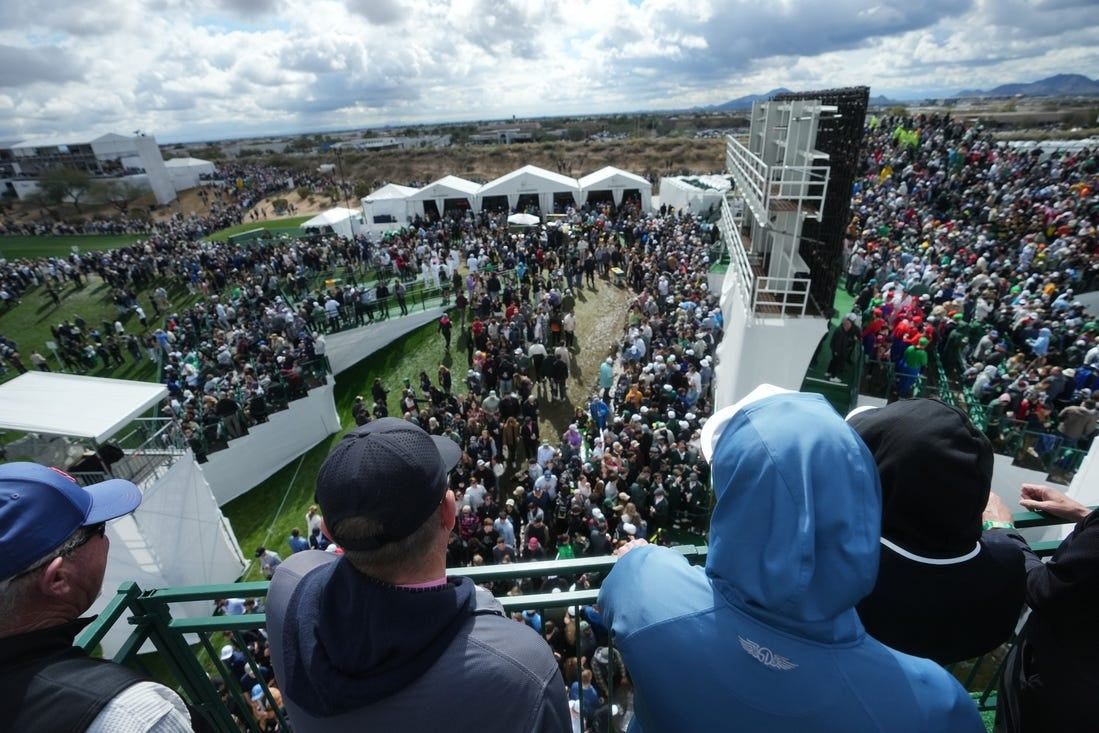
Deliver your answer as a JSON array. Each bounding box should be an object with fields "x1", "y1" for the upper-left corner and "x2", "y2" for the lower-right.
[{"x1": 0, "y1": 463, "x2": 192, "y2": 732}]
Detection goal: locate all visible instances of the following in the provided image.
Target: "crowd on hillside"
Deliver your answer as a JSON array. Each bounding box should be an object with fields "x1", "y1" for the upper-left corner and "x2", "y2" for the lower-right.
[
  {"x1": 0, "y1": 162, "x2": 333, "y2": 239},
  {"x1": 238, "y1": 201, "x2": 715, "y2": 729},
  {"x1": 839, "y1": 114, "x2": 1098, "y2": 458}
]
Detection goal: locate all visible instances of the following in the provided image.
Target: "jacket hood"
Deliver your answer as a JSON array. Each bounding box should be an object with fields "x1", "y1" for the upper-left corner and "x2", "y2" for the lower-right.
[
  {"x1": 705, "y1": 392, "x2": 881, "y2": 641},
  {"x1": 278, "y1": 557, "x2": 475, "y2": 717},
  {"x1": 848, "y1": 398, "x2": 992, "y2": 559}
]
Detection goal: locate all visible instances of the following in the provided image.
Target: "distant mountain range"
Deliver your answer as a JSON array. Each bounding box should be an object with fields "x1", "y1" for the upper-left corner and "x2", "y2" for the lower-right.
[
  {"x1": 708, "y1": 87, "x2": 792, "y2": 111},
  {"x1": 952, "y1": 74, "x2": 1099, "y2": 98},
  {"x1": 706, "y1": 88, "x2": 896, "y2": 111}
]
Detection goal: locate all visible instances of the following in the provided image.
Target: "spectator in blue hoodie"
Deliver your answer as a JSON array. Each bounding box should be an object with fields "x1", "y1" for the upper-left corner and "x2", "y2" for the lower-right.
[{"x1": 598, "y1": 386, "x2": 983, "y2": 733}]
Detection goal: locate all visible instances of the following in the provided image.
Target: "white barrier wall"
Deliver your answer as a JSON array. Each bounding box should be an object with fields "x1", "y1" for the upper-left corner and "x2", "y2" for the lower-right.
[
  {"x1": 199, "y1": 383, "x2": 341, "y2": 505},
  {"x1": 713, "y1": 279, "x2": 827, "y2": 410},
  {"x1": 95, "y1": 454, "x2": 246, "y2": 655},
  {"x1": 325, "y1": 308, "x2": 443, "y2": 375}
]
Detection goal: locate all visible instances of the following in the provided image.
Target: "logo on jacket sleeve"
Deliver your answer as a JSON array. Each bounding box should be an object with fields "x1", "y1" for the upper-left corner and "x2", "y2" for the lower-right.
[{"x1": 738, "y1": 636, "x2": 798, "y2": 671}]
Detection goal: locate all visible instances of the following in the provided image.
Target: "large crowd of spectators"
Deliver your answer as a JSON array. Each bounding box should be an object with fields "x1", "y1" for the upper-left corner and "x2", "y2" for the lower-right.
[
  {"x1": 250, "y1": 199, "x2": 723, "y2": 730},
  {"x1": 0, "y1": 162, "x2": 331, "y2": 238},
  {"x1": 840, "y1": 114, "x2": 1098, "y2": 459}
]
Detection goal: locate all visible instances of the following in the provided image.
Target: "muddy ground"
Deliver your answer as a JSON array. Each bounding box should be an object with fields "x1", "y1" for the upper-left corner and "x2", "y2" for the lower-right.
[{"x1": 535, "y1": 276, "x2": 633, "y2": 443}]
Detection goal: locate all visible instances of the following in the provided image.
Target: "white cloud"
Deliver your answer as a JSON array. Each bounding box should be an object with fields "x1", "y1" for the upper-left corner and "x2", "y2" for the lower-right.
[{"x1": 0, "y1": 0, "x2": 1096, "y2": 142}]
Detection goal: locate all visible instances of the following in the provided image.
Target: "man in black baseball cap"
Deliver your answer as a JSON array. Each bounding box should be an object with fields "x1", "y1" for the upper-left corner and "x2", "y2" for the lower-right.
[{"x1": 267, "y1": 418, "x2": 568, "y2": 732}]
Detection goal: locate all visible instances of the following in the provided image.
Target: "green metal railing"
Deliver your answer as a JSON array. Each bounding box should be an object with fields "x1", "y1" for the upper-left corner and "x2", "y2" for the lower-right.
[
  {"x1": 78, "y1": 548, "x2": 709, "y2": 732},
  {"x1": 290, "y1": 266, "x2": 525, "y2": 337},
  {"x1": 75, "y1": 510, "x2": 1095, "y2": 731}
]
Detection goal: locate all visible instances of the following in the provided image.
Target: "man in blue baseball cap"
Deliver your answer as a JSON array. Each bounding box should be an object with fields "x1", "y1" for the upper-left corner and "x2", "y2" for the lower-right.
[{"x1": 0, "y1": 463, "x2": 192, "y2": 732}]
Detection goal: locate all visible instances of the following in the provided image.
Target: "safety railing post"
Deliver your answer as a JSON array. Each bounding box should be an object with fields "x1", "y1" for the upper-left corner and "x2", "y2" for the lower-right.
[{"x1": 128, "y1": 593, "x2": 241, "y2": 732}]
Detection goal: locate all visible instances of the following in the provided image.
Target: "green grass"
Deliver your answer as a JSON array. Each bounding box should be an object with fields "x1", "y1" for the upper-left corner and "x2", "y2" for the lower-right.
[
  {"x1": 0, "y1": 272, "x2": 204, "y2": 385},
  {"x1": 205, "y1": 215, "x2": 312, "y2": 242},
  {"x1": 222, "y1": 314, "x2": 459, "y2": 576},
  {"x1": 0, "y1": 234, "x2": 146, "y2": 260}
]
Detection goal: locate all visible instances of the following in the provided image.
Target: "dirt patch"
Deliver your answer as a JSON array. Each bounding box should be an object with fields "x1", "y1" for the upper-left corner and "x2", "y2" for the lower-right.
[
  {"x1": 536, "y1": 276, "x2": 632, "y2": 442},
  {"x1": 244, "y1": 190, "x2": 336, "y2": 221}
]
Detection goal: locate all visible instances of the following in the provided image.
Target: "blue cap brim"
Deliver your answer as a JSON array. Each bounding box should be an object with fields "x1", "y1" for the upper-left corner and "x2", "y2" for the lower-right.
[{"x1": 83, "y1": 478, "x2": 142, "y2": 524}]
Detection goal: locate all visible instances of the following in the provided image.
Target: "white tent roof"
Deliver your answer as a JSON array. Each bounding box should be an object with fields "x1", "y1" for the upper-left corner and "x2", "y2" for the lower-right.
[
  {"x1": 579, "y1": 166, "x2": 651, "y2": 190},
  {"x1": 164, "y1": 157, "x2": 213, "y2": 168},
  {"x1": 0, "y1": 372, "x2": 167, "y2": 442},
  {"x1": 302, "y1": 207, "x2": 360, "y2": 228},
  {"x1": 363, "y1": 183, "x2": 418, "y2": 202},
  {"x1": 410, "y1": 175, "x2": 481, "y2": 199},
  {"x1": 479, "y1": 165, "x2": 579, "y2": 196}
]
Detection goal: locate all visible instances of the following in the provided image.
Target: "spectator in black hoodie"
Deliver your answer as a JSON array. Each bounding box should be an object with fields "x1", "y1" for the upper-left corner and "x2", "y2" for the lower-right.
[{"x1": 990, "y1": 483, "x2": 1099, "y2": 733}]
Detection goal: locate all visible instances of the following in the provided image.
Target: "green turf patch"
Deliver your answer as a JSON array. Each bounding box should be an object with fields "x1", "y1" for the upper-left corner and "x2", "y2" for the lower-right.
[
  {"x1": 0, "y1": 234, "x2": 145, "y2": 260},
  {"x1": 0, "y1": 271, "x2": 202, "y2": 386},
  {"x1": 205, "y1": 216, "x2": 312, "y2": 242},
  {"x1": 222, "y1": 313, "x2": 459, "y2": 576}
]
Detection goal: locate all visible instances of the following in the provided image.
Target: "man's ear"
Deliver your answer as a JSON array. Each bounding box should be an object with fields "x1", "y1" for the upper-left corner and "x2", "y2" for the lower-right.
[
  {"x1": 320, "y1": 518, "x2": 333, "y2": 542},
  {"x1": 441, "y1": 490, "x2": 458, "y2": 530},
  {"x1": 36, "y1": 556, "x2": 72, "y2": 600}
]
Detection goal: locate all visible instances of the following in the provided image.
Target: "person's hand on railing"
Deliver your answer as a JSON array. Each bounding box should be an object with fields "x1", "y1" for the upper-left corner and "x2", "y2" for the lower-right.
[
  {"x1": 983, "y1": 492, "x2": 1014, "y2": 524},
  {"x1": 1019, "y1": 483, "x2": 1092, "y2": 523}
]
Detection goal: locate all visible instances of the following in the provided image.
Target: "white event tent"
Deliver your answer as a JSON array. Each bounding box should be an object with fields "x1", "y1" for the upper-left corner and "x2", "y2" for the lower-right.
[
  {"x1": 659, "y1": 175, "x2": 732, "y2": 214},
  {"x1": 0, "y1": 372, "x2": 245, "y2": 655},
  {"x1": 579, "y1": 166, "x2": 653, "y2": 211},
  {"x1": 409, "y1": 175, "x2": 482, "y2": 217},
  {"x1": 164, "y1": 157, "x2": 216, "y2": 192},
  {"x1": 0, "y1": 371, "x2": 167, "y2": 442},
  {"x1": 478, "y1": 164, "x2": 581, "y2": 214},
  {"x1": 361, "y1": 183, "x2": 417, "y2": 228},
  {"x1": 302, "y1": 207, "x2": 362, "y2": 239}
]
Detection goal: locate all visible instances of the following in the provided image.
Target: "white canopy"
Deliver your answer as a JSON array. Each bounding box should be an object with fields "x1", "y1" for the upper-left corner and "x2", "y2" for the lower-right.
[
  {"x1": 659, "y1": 175, "x2": 732, "y2": 214},
  {"x1": 507, "y1": 212, "x2": 540, "y2": 226},
  {"x1": 0, "y1": 372, "x2": 167, "y2": 442},
  {"x1": 164, "y1": 157, "x2": 215, "y2": 192},
  {"x1": 478, "y1": 164, "x2": 581, "y2": 213},
  {"x1": 579, "y1": 166, "x2": 652, "y2": 211},
  {"x1": 361, "y1": 185, "x2": 416, "y2": 235},
  {"x1": 409, "y1": 175, "x2": 482, "y2": 216},
  {"x1": 302, "y1": 207, "x2": 361, "y2": 238},
  {"x1": 362, "y1": 183, "x2": 418, "y2": 202}
]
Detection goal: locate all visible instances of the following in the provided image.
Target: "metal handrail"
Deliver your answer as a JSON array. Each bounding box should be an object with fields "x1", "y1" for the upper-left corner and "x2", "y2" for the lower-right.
[
  {"x1": 754, "y1": 275, "x2": 812, "y2": 316},
  {"x1": 767, "y1": 164, "x2": 829, "y2": 204},
  {"x1": 726, "y1": 135, "x2": 768, "y2": 216},
  {"x1": 78, "y1": 549, "x2": 710, "y2": 731},
  {"x1": 719, "y1": 198, "x2": 756, "y2": 313},
  {"x1": 71, "y1": 511, "x2": 1096, "y2": 728}
]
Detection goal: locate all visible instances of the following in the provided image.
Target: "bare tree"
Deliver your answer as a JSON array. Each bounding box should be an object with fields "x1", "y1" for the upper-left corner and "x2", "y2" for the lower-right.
[
  {"x1": 95, "y1": 180, "x2": 146, "y2": 214},
  {"x1": 38, "y1": 167, "x2": 93, "y2": 213}
]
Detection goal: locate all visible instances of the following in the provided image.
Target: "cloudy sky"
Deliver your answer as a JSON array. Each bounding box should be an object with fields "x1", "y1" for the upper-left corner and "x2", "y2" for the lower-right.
[{"x1": 1, "y1": 0, "x2": 1097, "y2": 144}]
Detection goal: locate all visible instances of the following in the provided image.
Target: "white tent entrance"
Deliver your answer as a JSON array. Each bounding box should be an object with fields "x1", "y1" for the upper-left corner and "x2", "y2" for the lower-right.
[
  {"x1": 478, "y1": 165, "x2": 581, "y2": 216},
  {"x1": 409, "y1": 175, "x2": 481, "y2": 219},
  {"x1": 361, "y1": 183, "x2": 416, "y2": 226},
  {"x1": 302, "y1": 207, "x2": 362, "y2": 239},
  {"x1": 579, "y1": 166, "x2": 653, "y2": 212}
]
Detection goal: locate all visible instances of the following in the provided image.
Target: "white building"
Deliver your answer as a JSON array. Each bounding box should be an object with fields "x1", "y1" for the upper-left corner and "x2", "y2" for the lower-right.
[
  {"x1": 0, "y1": 132, "x2": 177, "y2": 205},
  {"x1": 164, "y1": 156, "x2": 216, "y2": 192}
]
